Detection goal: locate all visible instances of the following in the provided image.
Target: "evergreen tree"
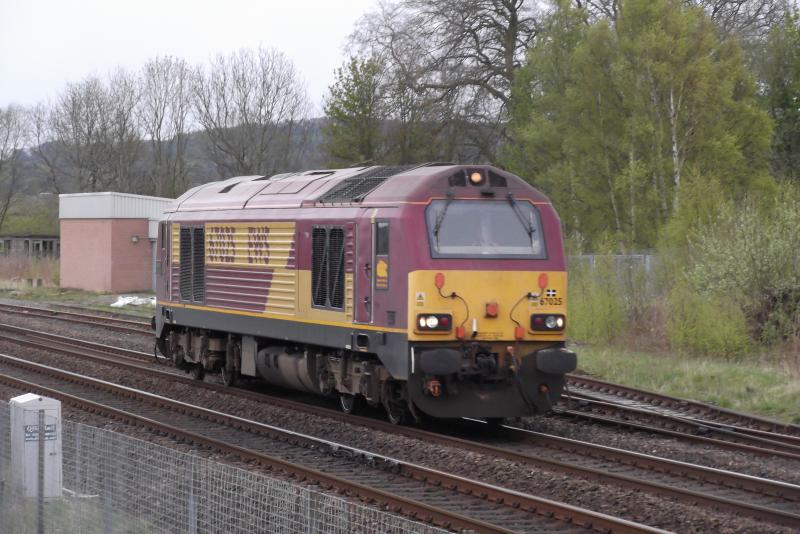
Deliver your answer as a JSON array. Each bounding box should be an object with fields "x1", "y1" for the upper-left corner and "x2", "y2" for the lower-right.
[{"x1": 323, "y1": 57, "x2": 385, "y2": 166}]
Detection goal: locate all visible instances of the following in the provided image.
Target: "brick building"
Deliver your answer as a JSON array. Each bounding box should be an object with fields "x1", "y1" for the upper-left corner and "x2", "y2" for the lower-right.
[{"x1": 59, "y1": 192, "x2": 172, "y2": 292}]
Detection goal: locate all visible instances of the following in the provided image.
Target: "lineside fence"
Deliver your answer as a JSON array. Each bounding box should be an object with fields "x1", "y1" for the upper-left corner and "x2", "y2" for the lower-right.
[
  {"x1": 0, "y1": 401, "x2": 446, "y2": 534},
  {"x1": 569, "y1": 254, "x2": 658, "y2": 294}
]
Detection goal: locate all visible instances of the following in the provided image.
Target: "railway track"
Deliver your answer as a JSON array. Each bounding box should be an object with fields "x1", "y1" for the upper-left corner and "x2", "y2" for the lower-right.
[
  {"x1": 1, "y1": 308, "x2": 797, "y2": 461},
  {"x1": 0, "y1": 302, "x2": 151, "y2": 336},
  {"x1": 0, "y1": 353, "x2": 661, "y2": 534},
  {"x1": 1, "y1": 323, "x2": 799, "y2": 529},
  {"x1": 4, "y1": 300, "x2": 797, "y2": 444},
  {"x1": 566, "y1": 374, "x2": 800, "y2": 438},
  {"x1": 559, "y1": 392, "x2": 800, "y2": 458}
]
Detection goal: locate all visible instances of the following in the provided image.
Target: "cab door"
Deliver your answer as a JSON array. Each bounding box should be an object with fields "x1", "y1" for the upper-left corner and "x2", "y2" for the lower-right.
[
  {"x1": 156, "y1": 222, "x2": 169, "y2": 300},
  {"x1": 355, "y1": 218, "x2": 373, "y2": 323}
]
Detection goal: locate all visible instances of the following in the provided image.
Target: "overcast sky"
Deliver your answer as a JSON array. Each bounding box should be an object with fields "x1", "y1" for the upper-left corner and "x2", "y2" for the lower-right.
[{"x1": 0, "y1": 0, "x2": 377, "y2": 113}]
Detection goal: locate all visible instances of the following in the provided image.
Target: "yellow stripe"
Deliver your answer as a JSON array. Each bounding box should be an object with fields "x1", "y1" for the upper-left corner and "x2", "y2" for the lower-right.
[{"x1": 159, "y1": 300, "x2": 407, "y2": 333}]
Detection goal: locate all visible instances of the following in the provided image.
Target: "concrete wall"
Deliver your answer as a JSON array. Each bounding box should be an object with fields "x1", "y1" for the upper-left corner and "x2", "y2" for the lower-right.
[{"x1": 60, "y1": 219, "x2": 152, "y2": 292}]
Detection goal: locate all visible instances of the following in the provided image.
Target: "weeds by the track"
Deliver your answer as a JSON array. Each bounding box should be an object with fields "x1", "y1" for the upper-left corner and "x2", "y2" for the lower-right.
[{"x1": 0, "y1": 287, "x2": 154, "y2": 317}]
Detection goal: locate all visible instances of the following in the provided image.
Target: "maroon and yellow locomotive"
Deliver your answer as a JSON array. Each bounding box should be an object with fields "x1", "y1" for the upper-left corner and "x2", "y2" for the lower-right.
[{"x1": 154, "y1": 164, "x2": 576, "y2": 423}]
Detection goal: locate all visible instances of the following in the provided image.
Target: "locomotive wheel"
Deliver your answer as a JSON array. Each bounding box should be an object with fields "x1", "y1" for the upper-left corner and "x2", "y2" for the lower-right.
[
  {"x1": 221, "y1": 362, "x2": 237, "y2": 387},
  {"x1": 382, "y1": 381, "x2": 407, "y2": 425},
  {"x1": 339, "y1": 394, "x2": 362, "y2": 415},
  {"x1": 190, "y1": 363, "x2": 205, "y2": 381},
  {"x1": 385, "y1": 400, "x2": 407, "y2": 425}
]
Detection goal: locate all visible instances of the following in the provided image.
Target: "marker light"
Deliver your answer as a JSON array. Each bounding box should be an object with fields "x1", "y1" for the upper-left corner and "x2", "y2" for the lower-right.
[
  {"x1": 530, "y1": 314, "x2": 566, "y2": 332},
  {"x1": 434, "y1": 272, "x2": 445, "y2": 289},
  {"x1": 469, "y1": 171, "x2": 484, "y2": 185},
  {"x1": 538, "y1": 273, "x2": 549, "y2": 290},
  {"x1": 416, "y1": 314, "x2": 453, "y2": 332}
]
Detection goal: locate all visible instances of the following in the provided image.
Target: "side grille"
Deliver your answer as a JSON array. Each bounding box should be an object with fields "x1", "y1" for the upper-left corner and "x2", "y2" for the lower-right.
[
  {"x1": 311, "y1": 226, "x2": 345, "y2": 309},
  {"x1": 316, "y1": 165, "x2": 416, "y2": 204},
  {"x1": 328, "y1": 228, "x2": 345, "y2": 309},
  {"x1": 192, "y1": 227, "x2": 205, "y2": 302},
  {"x1": 311, "y1": 228, "x2": 328, "y2": 307},
  {"x1": 178, "y1": 225, "x2": 205, "y2": 303},
  {"x1": 179, "y1": 227, "x2": 192, "y2": 300}
]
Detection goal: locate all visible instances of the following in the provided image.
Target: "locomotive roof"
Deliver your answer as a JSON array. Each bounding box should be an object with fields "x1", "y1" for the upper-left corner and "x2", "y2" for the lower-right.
[{"x1": 166, "y1": 163, "x2": 548, "y2": 213}]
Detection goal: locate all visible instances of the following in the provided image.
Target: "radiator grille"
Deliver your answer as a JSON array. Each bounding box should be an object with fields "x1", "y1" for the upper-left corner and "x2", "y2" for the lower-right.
[
  {"x1": 192, "y1": 227, "x2": 205, "y2": 302},
  {"x1": 178, "y1": 226, "x2": 205, "y2": 303},
  {"x1": 328, "y1": 228, "x2": 345, "y2": 309},
  {"x1": 179, "y1": 227, "x2": 192, "y2": 300},
  {"x1": 311, "y1": 228, "x2": 328, "y2": 307},
  {"x1": 311, "y1": 226, "x2": 345, "y2": 309},
  {"x1": 316, "y1": 165, "x2": 416, "y2": 204}
]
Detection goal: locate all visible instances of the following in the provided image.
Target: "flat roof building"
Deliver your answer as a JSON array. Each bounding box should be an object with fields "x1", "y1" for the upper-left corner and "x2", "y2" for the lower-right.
[{"x1": 59, "y1": 192, "x2": 172, "y2": 293}]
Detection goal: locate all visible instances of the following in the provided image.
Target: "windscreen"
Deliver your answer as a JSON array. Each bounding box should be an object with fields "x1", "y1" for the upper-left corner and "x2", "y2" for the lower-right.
[{"x1": 425, "y1": 200, "x2": 546, "y2": 258}]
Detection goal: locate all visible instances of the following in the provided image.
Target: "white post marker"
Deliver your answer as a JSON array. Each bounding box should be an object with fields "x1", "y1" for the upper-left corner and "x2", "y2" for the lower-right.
[{"x1": 9, "y1": 393, "x2": 63, "y2": 499}]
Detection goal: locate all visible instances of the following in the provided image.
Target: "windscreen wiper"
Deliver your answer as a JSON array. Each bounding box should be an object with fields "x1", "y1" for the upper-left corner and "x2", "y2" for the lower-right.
[
  {"x1": 507, "y1": 192, "x2": 536, "y2": 242},
  {"x1": 433, "y1": 193, "x2": 455, "y2": 250}
]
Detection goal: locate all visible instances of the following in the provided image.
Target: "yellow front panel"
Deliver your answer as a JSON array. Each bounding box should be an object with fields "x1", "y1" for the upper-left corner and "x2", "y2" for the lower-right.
[{"x1": 408, "y1": 270, "x2": 567, "y2": 342}]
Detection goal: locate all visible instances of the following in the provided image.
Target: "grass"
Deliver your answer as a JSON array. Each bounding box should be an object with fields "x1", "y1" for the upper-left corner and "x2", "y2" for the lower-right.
[
  {"x1": 0, "y1": 286, "x2": 155, "y2": 318},
  {"x1": 574, "y1": 344, "x2": 800, "y2": 424}
]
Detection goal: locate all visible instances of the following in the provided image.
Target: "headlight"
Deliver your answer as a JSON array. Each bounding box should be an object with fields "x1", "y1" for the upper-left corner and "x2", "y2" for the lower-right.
[
  {"x1": 416, "y1": 314, "x2": 452, "y2": 332},
  {"x1": 530, "y1": 314, "x2": 566, "y2": 332}
]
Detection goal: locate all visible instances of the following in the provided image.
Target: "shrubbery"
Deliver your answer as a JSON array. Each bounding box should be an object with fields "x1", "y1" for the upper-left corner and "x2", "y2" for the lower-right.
[
  {"x1": 666, "y1": 282, "x2": 752, "y2": 357},
  {"x1": 567, "y1": 258, "x2": 633, "y2": 345},
  {"x1": 688, "y1": 190, "x2": 800, "y2": 343},
  {"x1": 567, "y1": 186, "x2": 800, "y2": 359}
]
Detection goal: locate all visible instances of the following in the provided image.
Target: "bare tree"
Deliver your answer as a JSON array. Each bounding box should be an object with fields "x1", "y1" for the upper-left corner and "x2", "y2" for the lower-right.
[
  {"x1": 351, "y1": 0, "x2": 541, "y2": 160},
  {"x1": 28, "y1": 103, "x2": 65, "y2": 194},
  {"x1": 138, "y1": 56, "x2": 192, "y2": 196},
  {"x1": 31, "y1": 72, "x2": 142, "y2": 193},
  {"x1": 0, "y1": 105, "x2": 27, "y2": 230},
  {"x1": 191, "y1": 47, "x2": 310, "y2": 177}
]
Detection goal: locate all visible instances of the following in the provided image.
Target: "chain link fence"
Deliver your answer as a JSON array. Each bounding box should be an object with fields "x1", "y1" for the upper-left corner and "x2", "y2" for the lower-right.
[{"x1": 0, "y1": 401, "x2": 446, "y2": 534}]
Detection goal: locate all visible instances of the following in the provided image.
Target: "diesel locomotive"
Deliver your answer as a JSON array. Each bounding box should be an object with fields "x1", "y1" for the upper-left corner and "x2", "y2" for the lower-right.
[{"x1": 153, "y1": 164, "x2": 576, "y2": 423}]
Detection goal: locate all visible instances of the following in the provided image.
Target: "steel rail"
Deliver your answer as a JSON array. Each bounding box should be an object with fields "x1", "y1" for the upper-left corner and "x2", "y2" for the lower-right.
[
  {"x1": 567, "y1": 374, "x2": 800, "y2": 437},
  {"x1": 0, "y1": 320, "x2": 797, "y2": 462},
  {"x1": 0, "y1": 354, "x2": 663, "y2": 534},
  {"x1": 0, "y1": 325, "x2": 798, "y2": 528},
  {"x1": 554, "y1": 407, "x2": 800, "y2": 462},
  {"x1": 562, "y1": 393, "x2": 800, "y2": 456},
  {"x1": 3, "y1": 301, "x2": 796, "y2": 438},
  {"x1": 4, "y1": 301, "x2": 797, "y2": 440},
  {"x1": 0, "y1": 303, "x2": 151, "y2": 336}
]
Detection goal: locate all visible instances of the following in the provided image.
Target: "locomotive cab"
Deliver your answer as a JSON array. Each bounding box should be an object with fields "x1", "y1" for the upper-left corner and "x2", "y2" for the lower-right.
[{"x1": 402, "y1": 168, "x2": 576, "y2": 420}]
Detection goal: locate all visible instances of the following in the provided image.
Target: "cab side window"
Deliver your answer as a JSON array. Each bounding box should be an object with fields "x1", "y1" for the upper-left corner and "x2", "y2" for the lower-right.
[{"x1": 376, "y1": 221, "x2": 389, "y2": 256}]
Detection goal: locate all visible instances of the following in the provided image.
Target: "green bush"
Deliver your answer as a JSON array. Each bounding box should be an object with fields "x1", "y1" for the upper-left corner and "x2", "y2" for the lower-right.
[
  {"x1": 666, "y1": 281, "x2": 752, "y2": 357},
  {"x1": 688, "y1": 187, "x2": 800, "y2": 343}
]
